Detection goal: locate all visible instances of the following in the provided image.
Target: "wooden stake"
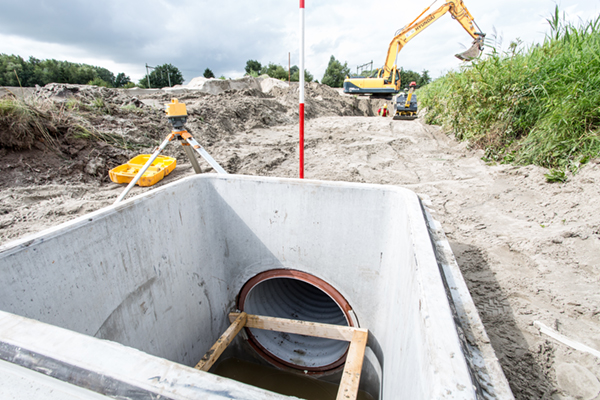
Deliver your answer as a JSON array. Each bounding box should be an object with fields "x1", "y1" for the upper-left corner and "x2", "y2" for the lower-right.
[
  {"x1": 336, "y1": 329, "x2": 368, "y2": 400},
  {"x1": 195, "y1": 312, "x2": 248, "y2": 371},
  {"x1": 198, "y1": 312, "x2": 370, "y2": 400}
]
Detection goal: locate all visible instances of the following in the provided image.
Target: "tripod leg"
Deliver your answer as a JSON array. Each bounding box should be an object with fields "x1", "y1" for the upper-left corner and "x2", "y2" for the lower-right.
[
  {"x1": 114, "y1": 133, "x2": 173, "y2": 204},
  {"x1": 180, "y1": 132, "x2": 227, "y2": 174},
  {"x1": 182, "y1": 143, "x2": 202, "y2": 174}
]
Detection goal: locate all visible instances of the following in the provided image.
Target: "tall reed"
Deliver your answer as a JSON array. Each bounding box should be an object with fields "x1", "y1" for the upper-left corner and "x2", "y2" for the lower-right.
[{"x1": 420, "y1": 6, "x2": 600, "y2": 172}]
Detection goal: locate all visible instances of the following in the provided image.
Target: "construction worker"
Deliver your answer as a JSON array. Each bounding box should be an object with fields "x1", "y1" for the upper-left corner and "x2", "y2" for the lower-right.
[{"x1": 378, "y1": 103, "x2": 389, "y2": 117}]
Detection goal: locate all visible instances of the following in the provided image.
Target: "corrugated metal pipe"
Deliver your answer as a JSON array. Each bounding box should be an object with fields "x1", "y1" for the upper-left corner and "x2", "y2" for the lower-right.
[{"x1": 238, "y1": 270, "x2": 354, "y2": 372}]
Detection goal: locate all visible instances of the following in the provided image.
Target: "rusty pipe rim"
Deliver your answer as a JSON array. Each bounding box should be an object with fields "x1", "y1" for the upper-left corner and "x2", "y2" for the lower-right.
[{"x1": 238, "y1": 269, "x2": 354, "y2": 373}]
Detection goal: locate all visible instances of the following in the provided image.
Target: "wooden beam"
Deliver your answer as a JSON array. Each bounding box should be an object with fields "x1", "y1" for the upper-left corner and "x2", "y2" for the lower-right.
[
  {"x1": 228, "y1": 312, "x2": 366, "y2": 341},
  {"x1": 195, "y1": 312, "x2": 247, "y2": 372},
  {"x1": 336, "y1": 329, "x2": 368, "y2": 400}
]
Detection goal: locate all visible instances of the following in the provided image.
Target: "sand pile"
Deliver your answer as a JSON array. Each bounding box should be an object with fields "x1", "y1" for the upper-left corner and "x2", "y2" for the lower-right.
[
  {"x1": 257, "y1": 76, "x2": 289, "y2": 93},
  {"x1": 175, "y1": 75, "x2": 320, "y2": 97},
  {"x1": 180, "y1": 76, "x2": 262, "y2": 95}
]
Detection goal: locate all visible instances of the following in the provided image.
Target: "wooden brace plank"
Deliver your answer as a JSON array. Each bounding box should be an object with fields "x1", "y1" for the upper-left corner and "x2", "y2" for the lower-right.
[
  {"x1": 195, "y1": 312, "x2": 248, "y2": 372},
  {"x1": 228, "y1": 312, "x2": 366, "y2": 341},
  {"x1": 336, "y1": 329, "x2": 368, "y2": 400}
]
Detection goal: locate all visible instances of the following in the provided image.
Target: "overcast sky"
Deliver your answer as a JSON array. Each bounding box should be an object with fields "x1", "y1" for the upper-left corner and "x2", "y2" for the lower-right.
[{"x1": 1, "y1": 0, "x2": 599, "y2": 84}]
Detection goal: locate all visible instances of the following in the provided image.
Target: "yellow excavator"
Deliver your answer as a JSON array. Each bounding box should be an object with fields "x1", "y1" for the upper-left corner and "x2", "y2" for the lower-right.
[{"x1": 343, "y1": 0, "x2": 485, "y2": 96}]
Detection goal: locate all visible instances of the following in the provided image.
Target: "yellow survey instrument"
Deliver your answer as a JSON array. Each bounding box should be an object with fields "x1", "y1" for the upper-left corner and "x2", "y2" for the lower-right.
[
  {"x1": 113, "y1": 98, "x2": 227, "y2": 203},
  {"x1": 343, "y1": 0, "x2": 485, "y2": 95},
  {"x1": 165, "y1": 98, "x2": 188, "y2": 118}
]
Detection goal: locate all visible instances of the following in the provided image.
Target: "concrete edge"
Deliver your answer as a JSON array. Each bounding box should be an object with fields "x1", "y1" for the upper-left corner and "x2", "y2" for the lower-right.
[
  {"x1": 421, "y1": 204, "x2": 515, "y2": 400},
  {"x1": 0, "y1": 174, "x2": 418, "y2": 254},
  {"x1": 0, "y1": 310, "x2": 295, "y2": 400},
  {"x1": 407, "y1": 191, "x2": 478, "y2": 398}
]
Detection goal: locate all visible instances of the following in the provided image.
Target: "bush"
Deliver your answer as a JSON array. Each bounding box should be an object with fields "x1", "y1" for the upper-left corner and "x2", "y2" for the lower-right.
[
  {"x1": 114, "y1": 72, "x2": 131, "y2": 88},
  {"x1": 290, "y1": 67, "x2": 314, "y2": 83},
  {"x1": 245, "y1": 60, "x2": 262, "y2": 75},
  {"x1": 87, "y1": 77, "x2": 110, "y2": 87},
  {"x1": 138, "y1": 63, "x2": 184, "y2": 88},
  {"x1": 321, "y1": 56, "x2": 350, "y2": 88},
  {"x1": 260, "y1": 62, "x2": 288, "y2": 80}
]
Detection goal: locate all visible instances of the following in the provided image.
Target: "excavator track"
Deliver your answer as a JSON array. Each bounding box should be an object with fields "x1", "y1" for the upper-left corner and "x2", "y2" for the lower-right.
[{"x1": 393, "y1": 114, "x2": 418, "y2": 121}]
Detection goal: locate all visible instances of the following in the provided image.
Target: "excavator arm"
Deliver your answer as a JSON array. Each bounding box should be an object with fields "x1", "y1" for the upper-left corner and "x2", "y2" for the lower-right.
[
  {"x1": 343, "y1": 0, "x2": 485, "y2": 95},
  {"x1": 383, "y1": 0, "x2": 484, "y2": 75}
]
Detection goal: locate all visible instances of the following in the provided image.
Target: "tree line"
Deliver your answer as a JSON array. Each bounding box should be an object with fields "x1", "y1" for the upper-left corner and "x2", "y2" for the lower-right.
[
  {"x1": 0, "y1": 54, "x2": 133, "y2": 88},
  {"x1": 0, "y1": 54, "x2": 188, "y2": 89},
  {"x1": 1, "y1": 53, "x2": 431, "y2": 90},
  {"x1": 236, "y1": 56, "x2": 431, "y2": 89}
]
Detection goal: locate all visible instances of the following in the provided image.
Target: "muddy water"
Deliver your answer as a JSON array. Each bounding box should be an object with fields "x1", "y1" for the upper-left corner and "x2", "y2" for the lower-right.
[{"x1": 214, "y1": 358, "x2": 375, "y2": 400}]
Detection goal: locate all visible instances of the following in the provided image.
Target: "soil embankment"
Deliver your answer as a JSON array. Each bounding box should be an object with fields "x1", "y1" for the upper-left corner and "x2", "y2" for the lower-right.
[{"x1": 0, "y1": 80, "x2": 599, "y2": 399}]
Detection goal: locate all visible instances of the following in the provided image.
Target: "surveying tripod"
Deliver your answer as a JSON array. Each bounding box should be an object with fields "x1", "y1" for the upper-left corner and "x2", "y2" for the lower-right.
[{"x1": 114, "y1": 99, "x2": 227, "y2": 204}]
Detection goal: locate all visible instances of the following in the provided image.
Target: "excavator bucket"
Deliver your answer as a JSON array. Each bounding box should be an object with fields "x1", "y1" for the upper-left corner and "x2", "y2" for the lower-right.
[{"x1": 455, "y1": 36, "x2": 484, "y2": 61}]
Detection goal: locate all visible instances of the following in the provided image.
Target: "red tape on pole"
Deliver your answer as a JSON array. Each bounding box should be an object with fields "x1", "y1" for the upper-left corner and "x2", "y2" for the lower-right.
[
  {"x1": 299, "y1": 0, "x2": 305, "y2": 178},
  {"x1": 299, "y1": 103, "x2": 304, "y2": 179}
]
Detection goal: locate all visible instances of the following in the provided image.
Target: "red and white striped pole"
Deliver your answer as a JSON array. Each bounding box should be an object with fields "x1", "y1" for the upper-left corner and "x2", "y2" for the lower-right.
[{"x1": 299, "y1": 0, "x2": 305, "y2": 179}]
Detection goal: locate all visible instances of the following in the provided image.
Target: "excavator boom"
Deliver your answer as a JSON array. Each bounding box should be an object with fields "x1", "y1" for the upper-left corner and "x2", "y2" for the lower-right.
[
  {"x1": 382, "y1": 0, "x2": 484, "y2": 74},
  {"x1": 343, "y1": 0, "x2": 485, "y2": 95}
]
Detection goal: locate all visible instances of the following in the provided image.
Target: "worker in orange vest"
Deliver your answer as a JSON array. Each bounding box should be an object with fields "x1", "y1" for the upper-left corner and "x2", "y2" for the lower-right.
[{"x1": 378, "y1": 103, "x2": 389, "y2": 117}]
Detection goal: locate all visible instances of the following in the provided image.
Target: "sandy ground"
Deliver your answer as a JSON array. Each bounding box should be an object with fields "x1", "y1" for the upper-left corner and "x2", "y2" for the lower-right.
[{"x1": 1, "y1": 83, "x2": 599, "y2": 399}]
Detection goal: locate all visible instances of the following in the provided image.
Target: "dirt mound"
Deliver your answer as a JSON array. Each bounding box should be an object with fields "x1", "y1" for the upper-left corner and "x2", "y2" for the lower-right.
[
  {"x1": 186, "y1": 76, "x2": 208, "y2": 88},
  {"x1": 33, "y1": 83, "x2": 142, "y2": 107},
  {"x1": 0, "y1": 79, "x2": 384, "y2": 240},
  {"x1": 131, "y1": 79, "x2": 381, "y2": 147},
  {"x1": 0, "y1": 84, "x2": 168, "y2": 189},
  {"x1": 0, "y1": 80, "x2": 378, "y2": 189}
]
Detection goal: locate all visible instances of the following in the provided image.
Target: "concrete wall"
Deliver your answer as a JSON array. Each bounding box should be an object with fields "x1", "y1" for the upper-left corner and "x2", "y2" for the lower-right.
[{"x1": 0, "y1": 174, "x2": 478, "y2": 399}]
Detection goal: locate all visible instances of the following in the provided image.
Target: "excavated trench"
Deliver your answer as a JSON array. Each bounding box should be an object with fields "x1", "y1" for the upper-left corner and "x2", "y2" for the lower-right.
[{"x1": 0, "y1": 174, "x2": 507, "y2": 399}]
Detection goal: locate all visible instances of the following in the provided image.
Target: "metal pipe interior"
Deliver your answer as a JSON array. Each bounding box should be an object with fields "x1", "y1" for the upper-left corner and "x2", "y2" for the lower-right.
[{"x1": 242, "y1": 277, "x2": 349, "y2": 370}]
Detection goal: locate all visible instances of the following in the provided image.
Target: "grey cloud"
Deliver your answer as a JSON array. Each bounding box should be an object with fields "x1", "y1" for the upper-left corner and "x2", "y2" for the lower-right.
[{"x1": 0, "y1": 0, "x2": 297, "y2": 79}]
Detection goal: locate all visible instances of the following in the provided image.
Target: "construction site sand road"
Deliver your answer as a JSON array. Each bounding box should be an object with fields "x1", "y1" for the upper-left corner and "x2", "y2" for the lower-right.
[{"x1": 1, "y1": 78, "x2": 599, "y2": 399}]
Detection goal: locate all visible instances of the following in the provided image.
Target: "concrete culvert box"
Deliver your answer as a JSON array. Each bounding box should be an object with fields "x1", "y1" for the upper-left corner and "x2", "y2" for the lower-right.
[{"x1": 0, "y1": 174, "x2": 513, "y2": 399}]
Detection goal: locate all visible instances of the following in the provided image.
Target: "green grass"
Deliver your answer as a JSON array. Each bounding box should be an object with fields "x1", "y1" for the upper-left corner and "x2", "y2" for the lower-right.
[
  {"x1": 0, "y1": 96, "x2": 145, "y2": 151},
  {"x1": 0, "y1": 97, "x2": 59, "y2": 149},
  {"x1": 92, "y1": 97, "x2": 111, "y2": 114},
  {"x1": 119, "y1": 103, "x2": 145, "y2": 115},
  {"x1": 544, "y1": 168, "x2": 568, "y2": 183},
  {"x1": 420, "y1": 6, "x2": 600, "y2": 176}
]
